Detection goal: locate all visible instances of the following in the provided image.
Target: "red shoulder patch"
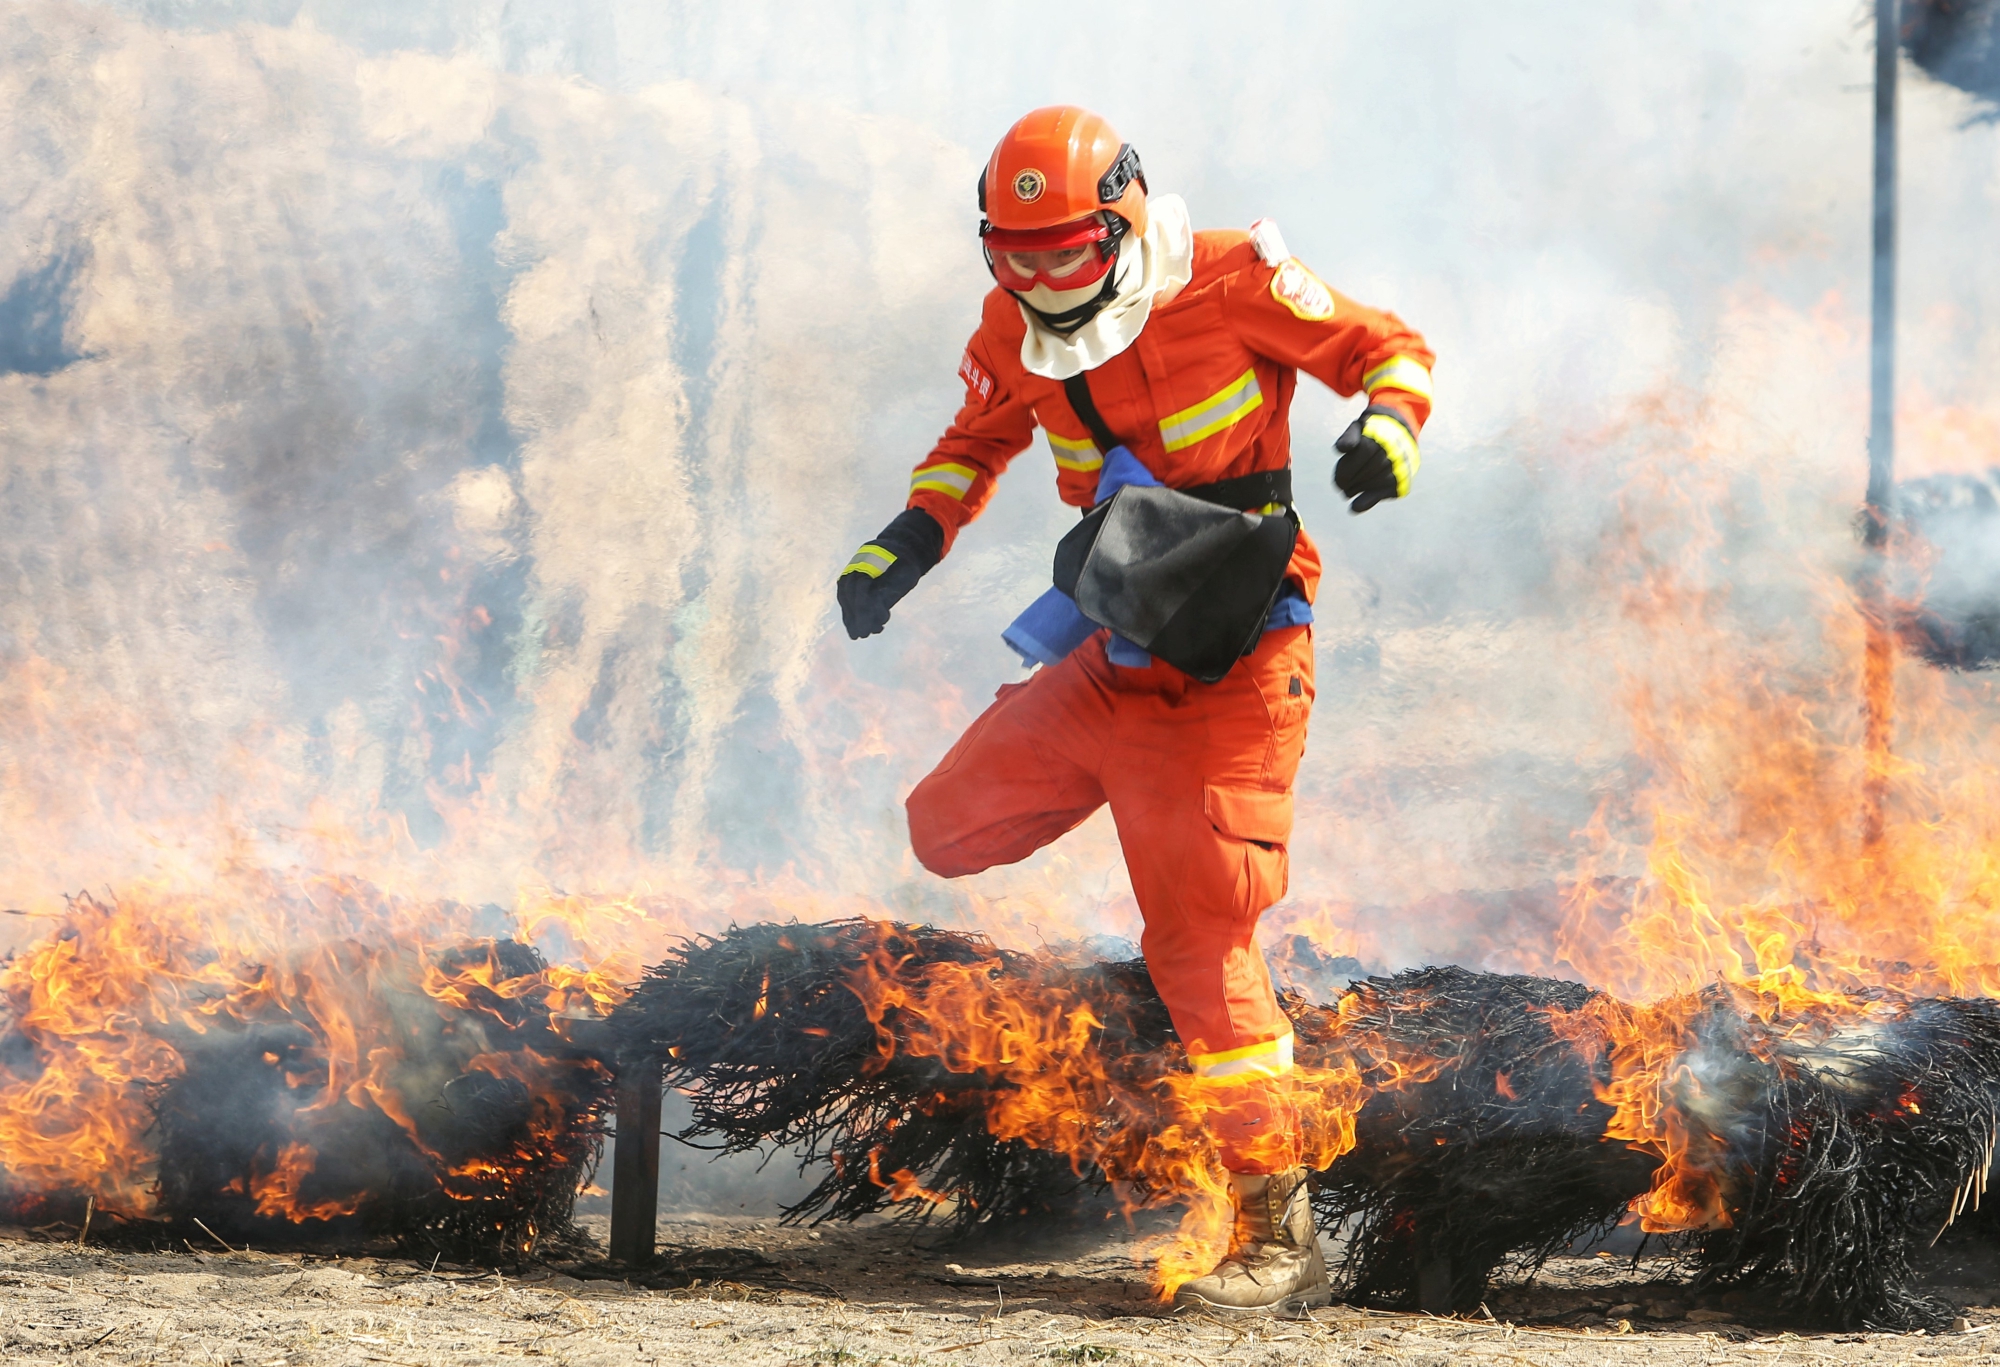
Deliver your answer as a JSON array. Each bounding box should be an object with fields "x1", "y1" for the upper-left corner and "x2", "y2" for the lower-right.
[
  {"x1": 958, "y1": 349, "x2": 994, "y2": 404},
  {"x1": 1270, "y1": 259, "x2": 1337, "y2": 322}
]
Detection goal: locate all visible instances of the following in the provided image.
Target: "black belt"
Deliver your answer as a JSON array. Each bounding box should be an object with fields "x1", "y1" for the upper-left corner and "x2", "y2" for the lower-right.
[{"x1": 1181, "y1": 467, "x2": 1292, "y2": 511}]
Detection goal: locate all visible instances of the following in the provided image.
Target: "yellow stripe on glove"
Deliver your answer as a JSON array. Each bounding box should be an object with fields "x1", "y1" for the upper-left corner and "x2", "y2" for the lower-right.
[
  {"x1": 842, "y1": 543, "x2": 897, "y2": 578},
  {"x1": 1361, "y1": 412, "x2": 1419, "y2": 497}
]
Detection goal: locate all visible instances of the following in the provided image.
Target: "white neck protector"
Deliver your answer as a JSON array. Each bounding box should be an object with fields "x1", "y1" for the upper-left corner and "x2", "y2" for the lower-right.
[{"x1": 1016, "y1": 194, "x2": 1194, "y2": 382}]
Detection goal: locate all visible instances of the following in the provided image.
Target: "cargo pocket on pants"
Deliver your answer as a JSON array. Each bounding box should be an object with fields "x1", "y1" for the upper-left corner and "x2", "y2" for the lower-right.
[{"x1": 1203, "y1": 783, "x2": 1294, "y2": 916}]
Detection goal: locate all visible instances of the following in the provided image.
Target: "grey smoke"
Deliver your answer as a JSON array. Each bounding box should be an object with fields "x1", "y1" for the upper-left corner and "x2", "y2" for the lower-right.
[{"x1": 2, "y1": 0, "x2": 1998, "y2": 985}]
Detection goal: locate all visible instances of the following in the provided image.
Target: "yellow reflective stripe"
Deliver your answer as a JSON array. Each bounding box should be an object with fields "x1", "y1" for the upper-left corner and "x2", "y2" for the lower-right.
[
  {"x1": 1158, "y1": 368, "x2": 1264, "y2": 452},
  {"x1": 909, "y1": 462, "x2": 978, "y2": 499},
  {"x1": 1047, "y1": 431, "x2": 1103, "y2": 473},
  {"x1": 842, "y1": 543, "x2": 896, "y2": 578},
  {"x1": 1362, "y1": 355, "x2": 1434, "y2": 403},
  {"x1": 1362, "y1": 413, "x2": 1419, "y2": 496},
  {"x1": 1189, "y1": 1032, "x2": 1294, "y2": 1080}
]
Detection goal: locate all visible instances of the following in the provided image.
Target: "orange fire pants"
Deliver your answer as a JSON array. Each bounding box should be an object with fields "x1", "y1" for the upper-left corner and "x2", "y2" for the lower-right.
[{"x1": 906, "y1": 626, "x2": 1314, "y2": 1174}]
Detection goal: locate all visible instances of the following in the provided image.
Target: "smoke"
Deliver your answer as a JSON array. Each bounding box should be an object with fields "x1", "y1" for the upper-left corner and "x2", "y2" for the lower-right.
[{"x1": 2, "y1": 0, "x2": 1999, "y2": 986}]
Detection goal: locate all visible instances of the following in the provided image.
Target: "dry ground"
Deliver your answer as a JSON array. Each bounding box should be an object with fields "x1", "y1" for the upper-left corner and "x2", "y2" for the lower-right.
[{"x1": 5, "y1": 1213, "x2": 2000, "y2": 1366}]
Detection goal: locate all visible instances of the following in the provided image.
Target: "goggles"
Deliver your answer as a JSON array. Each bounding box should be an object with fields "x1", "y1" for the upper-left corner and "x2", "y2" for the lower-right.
[{"x1": 980, "y1": 214, "x2": 1129, "y2": 294}]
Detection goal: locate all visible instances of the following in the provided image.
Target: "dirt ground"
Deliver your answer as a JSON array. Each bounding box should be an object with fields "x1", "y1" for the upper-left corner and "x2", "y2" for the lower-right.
[{"x1": 5, "y1": 1213, "x2": 2000, "y2": 1367}]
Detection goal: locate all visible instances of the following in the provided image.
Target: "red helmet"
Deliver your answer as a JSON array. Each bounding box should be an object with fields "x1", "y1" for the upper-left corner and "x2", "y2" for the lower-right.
[{"x1": 977, "y1": 107, "x2": 1147, "y2": 301}]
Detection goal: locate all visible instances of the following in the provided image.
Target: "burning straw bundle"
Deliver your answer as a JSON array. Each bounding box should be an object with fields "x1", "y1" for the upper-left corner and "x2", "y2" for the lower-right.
[
  {"x1": 145, "y1": 937, "x2": 612, "y2": 1260},
  {"x1": 626, "y1": 918, "x2": 2000, "y2": 1330},
  {"x1": 1302, "y1": 975, "x2": 2000, "y2": 1327},
  {"x1": 0, "y1": 893, "x2": 613, "y2": 1262},
  {"x1": 1659, "y1": 987, "x2": 2000, "y2": 1330},
  {"x1": 608, "y1": 919, "x2": 1178, "y2": 1226},
  {"x1": 1297, "y1": 968, "x2": 1657, "y2": 1314}
]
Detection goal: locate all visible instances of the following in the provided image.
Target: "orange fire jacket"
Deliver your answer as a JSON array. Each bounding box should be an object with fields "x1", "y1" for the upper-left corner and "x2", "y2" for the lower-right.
[{"x1": 906, "y1": 230, "x2": 1435, "y2": 605}]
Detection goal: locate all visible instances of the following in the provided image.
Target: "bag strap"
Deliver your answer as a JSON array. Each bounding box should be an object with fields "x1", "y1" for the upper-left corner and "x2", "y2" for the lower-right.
[
  {"x1": 1061, "y1": 371, "x2": 1126, "y2": 455},
  {"x1": 1063, "y1": 369, "x2": 1292, "y2": 511}
]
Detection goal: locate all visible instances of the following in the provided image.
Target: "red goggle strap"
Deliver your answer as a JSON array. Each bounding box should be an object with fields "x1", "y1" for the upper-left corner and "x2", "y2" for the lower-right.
[{"x1": 979, "y1": 218, "x2": 1115, "y2": 254}]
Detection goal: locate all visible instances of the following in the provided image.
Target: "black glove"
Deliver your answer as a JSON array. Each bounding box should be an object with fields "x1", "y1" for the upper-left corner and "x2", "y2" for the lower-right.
[
  {"x1": 837, "y1": 508, "x2": 945, "y2": 639},
  {"x1": 1333, "y1": 406, "x2": 1420, "y2": 514}
]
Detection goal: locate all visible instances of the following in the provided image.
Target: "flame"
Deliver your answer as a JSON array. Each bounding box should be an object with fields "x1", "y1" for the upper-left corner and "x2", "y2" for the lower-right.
[
  {"x1": 251, "y1": 1143, "x2": 362, "y2": 1222},
  {"x1": 1502, "y1": 367, "x2": 2000, "y2": 1235},
  {"x1": 3, "y1": 279, "x2": 1997, "y2": 1284},
  {"x1": 838, "y1": 924, "x2": 1364, "y2": 1296},
  {"x1": 13, "y1": 483, "x2": 1998, "y2": 1265},
  {"x1": 867, "y1": 1150, "x2": 952, "y2": 1207},
  {"x1": 0, "y1": 874, "x2": 619, "y2": 1242}
]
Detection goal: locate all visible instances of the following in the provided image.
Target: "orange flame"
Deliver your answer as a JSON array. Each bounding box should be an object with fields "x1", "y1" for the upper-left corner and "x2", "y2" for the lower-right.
[
  {"x1": 838, "y1": 924, "x2": 1364, "y2": 1296},
  {"x1": 0, "y1": 875, "x2": 620, "y2": 1237},
  {"x1": 1508, "y1": 370, "x2": 2000, "y2": 1232}
]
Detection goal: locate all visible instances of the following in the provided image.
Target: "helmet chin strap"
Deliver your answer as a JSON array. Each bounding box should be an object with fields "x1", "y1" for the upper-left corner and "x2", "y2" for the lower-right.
[{"x1": 1015, "y1": 247, "x2": 1126, "y2": 335}]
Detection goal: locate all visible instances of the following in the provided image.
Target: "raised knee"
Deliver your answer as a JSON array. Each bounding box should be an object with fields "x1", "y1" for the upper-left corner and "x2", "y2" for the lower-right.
[
  {"x1": 905, "y1": 778, "x2": 984, "y2": 878},
  {"x1": 913, "y1": 845, "x2": 983, "y2": 879},
  {"x1": 908, "y1": 838, "x2": 987, "y2": 880}
]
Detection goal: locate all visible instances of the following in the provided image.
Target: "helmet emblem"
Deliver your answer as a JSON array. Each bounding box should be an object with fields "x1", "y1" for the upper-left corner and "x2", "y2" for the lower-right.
[{"x1": 1012, "y1": 168, "x2": 1046, "y2": 203}]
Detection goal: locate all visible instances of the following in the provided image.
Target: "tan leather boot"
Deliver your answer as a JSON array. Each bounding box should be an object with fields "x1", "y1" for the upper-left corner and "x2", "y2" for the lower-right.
[{"x1": 1172, "y1": 1166, "x2": 1332, "y2": 1316}]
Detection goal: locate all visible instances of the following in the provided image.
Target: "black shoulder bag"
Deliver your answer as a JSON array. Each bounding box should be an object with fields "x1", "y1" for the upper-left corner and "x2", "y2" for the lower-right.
[{"x1": 1051, "y1": 371, "x2": 1299, "y2": 684}]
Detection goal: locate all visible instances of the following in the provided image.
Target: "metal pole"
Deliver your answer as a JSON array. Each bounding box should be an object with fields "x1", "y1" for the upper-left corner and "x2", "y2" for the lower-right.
[
  {"x1": 1868, "y1": 0, "x2": 1898, "y2": 522},
  {"x1": 1862, "y1": 0, "x2": 1898, "y2": 845}
]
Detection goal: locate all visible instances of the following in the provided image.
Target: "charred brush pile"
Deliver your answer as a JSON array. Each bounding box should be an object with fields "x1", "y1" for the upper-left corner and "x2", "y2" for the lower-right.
[
  {"x1": 0, "y1": 896, "x2": 613, "y2": 1263},
  {"x1": 1296, "y1": 968, "x2": 1657, "y2": 1314},
  {"x1": 608, "y1": 919, "x2": 1178, "y2": 1226},
  {"x1": 1661, "y1": 988, "x2": 2000, "y2": 1330},
  {"x1": 144, "y1": 937, "x2": 613, "y2": 1261},
  {"x1": 618, "y1": 919, "x2": 2000, "y2": 1330}
]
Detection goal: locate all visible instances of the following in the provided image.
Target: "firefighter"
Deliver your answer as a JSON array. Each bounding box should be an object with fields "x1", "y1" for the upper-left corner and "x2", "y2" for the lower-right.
[{"x1": 836, "y1": 105, "x2": 1433, "y2": 1315}]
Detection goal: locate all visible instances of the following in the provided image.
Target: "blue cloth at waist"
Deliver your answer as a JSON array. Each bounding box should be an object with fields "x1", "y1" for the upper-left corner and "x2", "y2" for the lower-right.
[
  {"x1": 1100, "y1": 583, "x2": 1311, "y2": 668},
  {"x1": 1002, "y1": 446, "x2": 1309, "y2": 670}
]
